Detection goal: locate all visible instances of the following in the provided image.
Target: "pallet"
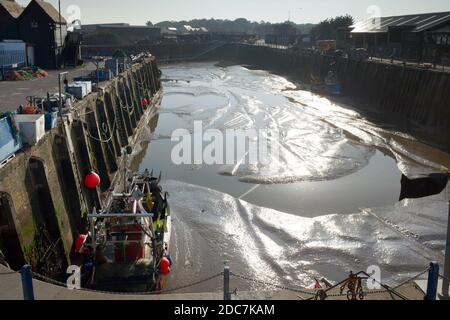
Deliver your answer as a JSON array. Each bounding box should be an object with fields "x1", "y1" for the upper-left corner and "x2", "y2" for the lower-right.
[{"x1": 0, "y1": 154, "x2": 15, "y2": 169}]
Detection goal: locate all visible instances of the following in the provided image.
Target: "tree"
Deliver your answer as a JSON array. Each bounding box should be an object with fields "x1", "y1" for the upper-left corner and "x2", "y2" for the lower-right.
[
  {"x1": 153, "y1": 18, "x2": 316, "y2": 36},
  {"x1": 311, "y1": 14, "x2": 354, "y2": 40},
  {"x1": 146, "y1": 21, "x2": 153, "y2": 27}
]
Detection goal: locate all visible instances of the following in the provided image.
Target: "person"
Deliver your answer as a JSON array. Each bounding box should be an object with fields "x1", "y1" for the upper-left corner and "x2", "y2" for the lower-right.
[{"x1": 63, "y1": 77, "x2": 69, "y2": 93}]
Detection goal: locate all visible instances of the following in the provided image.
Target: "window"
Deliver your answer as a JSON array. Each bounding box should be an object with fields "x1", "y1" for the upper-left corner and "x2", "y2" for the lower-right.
[{"x1": 31, "y1": 21, "x2": 38, "y2": 29}]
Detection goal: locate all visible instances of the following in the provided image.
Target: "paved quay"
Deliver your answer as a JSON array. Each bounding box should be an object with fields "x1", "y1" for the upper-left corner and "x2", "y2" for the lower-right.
[
  {"x1": 0, "y1": 62, "x2": 96, "y2": 113},
  {"x1": 0, "y1": 265, "x2": 426, "y2": 300}
]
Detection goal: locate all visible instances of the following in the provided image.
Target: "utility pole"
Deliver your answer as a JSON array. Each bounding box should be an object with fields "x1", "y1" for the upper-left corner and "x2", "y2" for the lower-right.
[{"x1": 58, "y1": 0, "x2": 63, "y2": 68}]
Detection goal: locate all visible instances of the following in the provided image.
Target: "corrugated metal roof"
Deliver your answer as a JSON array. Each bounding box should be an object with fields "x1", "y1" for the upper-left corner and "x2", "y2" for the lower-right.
[
  {"x1": 0, "y1": 0, "x2": 23, "y2": 18},
  {"x1": 431, "y1": 25, "x2": 450, "y2": 33},
  {"x1": 351, "y1": 11, "x2": 450, "y2": 33}
]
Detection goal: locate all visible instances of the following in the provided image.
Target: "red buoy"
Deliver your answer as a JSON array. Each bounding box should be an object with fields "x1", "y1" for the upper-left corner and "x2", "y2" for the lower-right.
[
  {"x1": 161, "y1": 266, "x2": 170, "y2": 276},
  {"x1": 84, "y1": 171, "x2": 101, "y2": 189},
  {"x1": 160, "y1": 257, "x2": 171, "y2": 275},
  {"x1": 141, "y1": 98, "x2": 149, "y2": 108},
  {"x1": 75, "y1": 234, "x2": 88, "y2": 253}
]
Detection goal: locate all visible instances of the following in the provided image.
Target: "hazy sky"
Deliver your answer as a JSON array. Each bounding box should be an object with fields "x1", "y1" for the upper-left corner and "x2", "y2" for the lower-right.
[{"x1": 16, "y1": 0, "x2": 450, "y2": 25}]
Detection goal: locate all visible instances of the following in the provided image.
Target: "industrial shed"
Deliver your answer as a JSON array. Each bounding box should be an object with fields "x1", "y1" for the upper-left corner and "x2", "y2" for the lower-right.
[
  {"x1": 349, "y1": 11, "x2": 450, "y2": 62},
  {"x1": 17, "y1": 0, "x2": 67, "y2": 69},
  {"x1": 0, "y1": 0, "x2": 23, "y2": 40}
]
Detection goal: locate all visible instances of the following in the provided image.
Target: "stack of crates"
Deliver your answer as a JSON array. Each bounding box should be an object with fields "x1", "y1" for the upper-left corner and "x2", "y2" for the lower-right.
[{"x1": 67, "y1": 81, "x2": 92, "y2": 99}]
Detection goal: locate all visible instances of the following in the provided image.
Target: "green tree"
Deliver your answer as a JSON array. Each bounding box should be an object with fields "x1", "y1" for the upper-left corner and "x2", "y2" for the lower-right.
[{"x1": 312, "y1": 14, "x2": 354, "y2": 40}]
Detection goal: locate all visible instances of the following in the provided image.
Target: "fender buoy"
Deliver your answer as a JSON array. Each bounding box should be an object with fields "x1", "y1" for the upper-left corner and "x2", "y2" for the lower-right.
[
  {"x1": 140, "y1": 98, "x2": 149, "y2": 108},
  {"x1": 75, "y1": 234, "x2": 88, "y2": 253},
  {"x1": 160, "y1": 257, "x2": 171, "y2": 275},
  {"x1": 84, "y1": 171, "x2": 101, "y2": 189}
]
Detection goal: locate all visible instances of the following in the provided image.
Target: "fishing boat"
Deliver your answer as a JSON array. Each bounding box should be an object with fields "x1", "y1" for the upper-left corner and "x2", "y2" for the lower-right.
[{"x1": 75, "y1": 169, "x2": 171, "y2": 292}]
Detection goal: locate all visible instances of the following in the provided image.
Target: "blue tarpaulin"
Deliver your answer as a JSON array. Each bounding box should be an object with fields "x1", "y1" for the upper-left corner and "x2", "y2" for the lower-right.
[{"x1": 0, "y1": 116, "x2": 22, "y2": 163}]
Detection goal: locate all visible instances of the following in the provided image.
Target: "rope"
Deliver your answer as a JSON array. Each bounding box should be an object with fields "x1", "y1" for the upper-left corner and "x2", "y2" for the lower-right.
[
  {"x1": 31, "y1": 271, "x2": 223, "y2": 296},
  {"x1": 230, "y1": 272, "x2": 315, "y2": 296},
  {"x1": 439, "y1": 273, "x2": 450, "y2": 282},
  {"x1": 154, "y1": 273, "x2": 223, "y2": 294},
  {"x1": 22, "y1": 264, "x2": 431, "y2": 299},
  {"x1": 84, "y1": 112, "x2": 117, "y2": 144},
  {"x1": 390, "y1": 268, "x2": 430, "y2": 291}
]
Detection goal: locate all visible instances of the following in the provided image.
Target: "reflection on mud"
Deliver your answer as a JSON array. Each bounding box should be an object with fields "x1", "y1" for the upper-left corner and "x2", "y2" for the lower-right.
[
  {"x1": 164, "y1": 180, "x2": 448, "y2": 293},
  {"x1": 131, "y1": 62, "x2": 449, "y2": 293}
]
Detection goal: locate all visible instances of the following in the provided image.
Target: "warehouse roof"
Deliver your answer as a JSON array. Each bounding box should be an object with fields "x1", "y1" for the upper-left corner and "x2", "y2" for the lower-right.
[
  {"x1": 0, "y1": 0, "x2": 23, "y2": 18},
  {"x1": 351, "y1": 11, "x2": 450, "y2": 33},
  {"x1": 32, "y1": 0, "x2": 67, "y2": 24},
  {"x1": 431, "y1": 25, "x2": 450, "y2": 33}
]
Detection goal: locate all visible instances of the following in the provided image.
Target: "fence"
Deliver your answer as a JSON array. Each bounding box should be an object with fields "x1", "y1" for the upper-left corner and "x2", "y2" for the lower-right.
[
  {"x1": 0, "y1": 261, "x2": 447, "y2": 300},
  {"x1": 0, "y1": 49, "x2": 27, "y2": 81}
]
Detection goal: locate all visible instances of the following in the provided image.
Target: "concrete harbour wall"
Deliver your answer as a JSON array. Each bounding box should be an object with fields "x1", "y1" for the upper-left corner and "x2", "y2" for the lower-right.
[{"x1": 0, "y1": 57, "x2": 162, "y2": 275}]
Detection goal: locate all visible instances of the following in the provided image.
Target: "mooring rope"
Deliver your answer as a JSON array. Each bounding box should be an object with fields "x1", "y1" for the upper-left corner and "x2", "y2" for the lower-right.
[
  {"x1": 31, "y1": 271, "x2": 223, "y2": 296},
  {"x1": 438, "y1": 273, "x2": 450, "y2": 282},
  {"x1": 10, "y1": 263, "x2": 431, "y2": 299},
  {"x1": 230, "y1": 272, "x2": 316, "y2": 296}
]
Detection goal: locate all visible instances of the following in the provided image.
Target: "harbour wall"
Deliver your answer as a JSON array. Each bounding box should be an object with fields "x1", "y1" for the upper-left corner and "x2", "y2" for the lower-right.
[
  {"x1": 205, "y1": 43, "x2": 450, "y2": 151},
  {"x1": 81, "y1": 43, "x2": 218, "y2": 61},
  {"x1": 0, "y1": 57, "x2": 162, "y2": 275}
]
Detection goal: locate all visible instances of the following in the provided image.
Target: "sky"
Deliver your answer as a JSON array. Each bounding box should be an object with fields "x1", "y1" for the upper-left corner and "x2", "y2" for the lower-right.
[{"x1": 16, "y1": 0, "x2": 450, "y2": 25}]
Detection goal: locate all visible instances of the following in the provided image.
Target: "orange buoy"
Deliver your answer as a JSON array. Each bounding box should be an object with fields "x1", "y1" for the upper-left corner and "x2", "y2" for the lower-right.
[{"x1": 23, "y1": 106, "x2": 37, "y2": 114}]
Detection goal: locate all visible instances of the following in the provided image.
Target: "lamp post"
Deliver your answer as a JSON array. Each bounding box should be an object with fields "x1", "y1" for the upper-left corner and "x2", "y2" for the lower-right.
[
  {"x1": 58, "y1": 0, "x2": 64, "y2": 68},
  {"x1": 58, "y1": 0, "x2": 63, "y2": 45}
]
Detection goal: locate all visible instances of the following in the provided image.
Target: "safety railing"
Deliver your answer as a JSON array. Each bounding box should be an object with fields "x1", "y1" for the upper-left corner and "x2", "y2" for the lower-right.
[{"x1": 1, "y1": 261, "x2": 447, "y2": 300}]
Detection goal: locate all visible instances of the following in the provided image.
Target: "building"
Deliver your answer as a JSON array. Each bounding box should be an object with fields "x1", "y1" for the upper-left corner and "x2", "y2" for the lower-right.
[
  {"x1": 349, "y1": 11, "x2": 450, "y2": 62},
  {"x1": 83, "y1": 24, "x2": 161, "y2": 46},
  {"x1": 80, "y1": 23, "x2": 131, "y2": 35},
  {"x1": 0, "y1": 0, "x2": 23, "y2": 40},
  {"x1": 18, "y1": 0, "x2": 67, "y2": 68},
  {"x1": 265, "y1": 23, "x2": 298, "y2": 46}
]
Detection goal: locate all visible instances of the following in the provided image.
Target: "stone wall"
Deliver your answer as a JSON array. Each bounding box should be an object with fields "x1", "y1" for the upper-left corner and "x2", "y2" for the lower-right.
[{"x1": 0, "y1": 57, "x2": 162, "y2": 274}]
